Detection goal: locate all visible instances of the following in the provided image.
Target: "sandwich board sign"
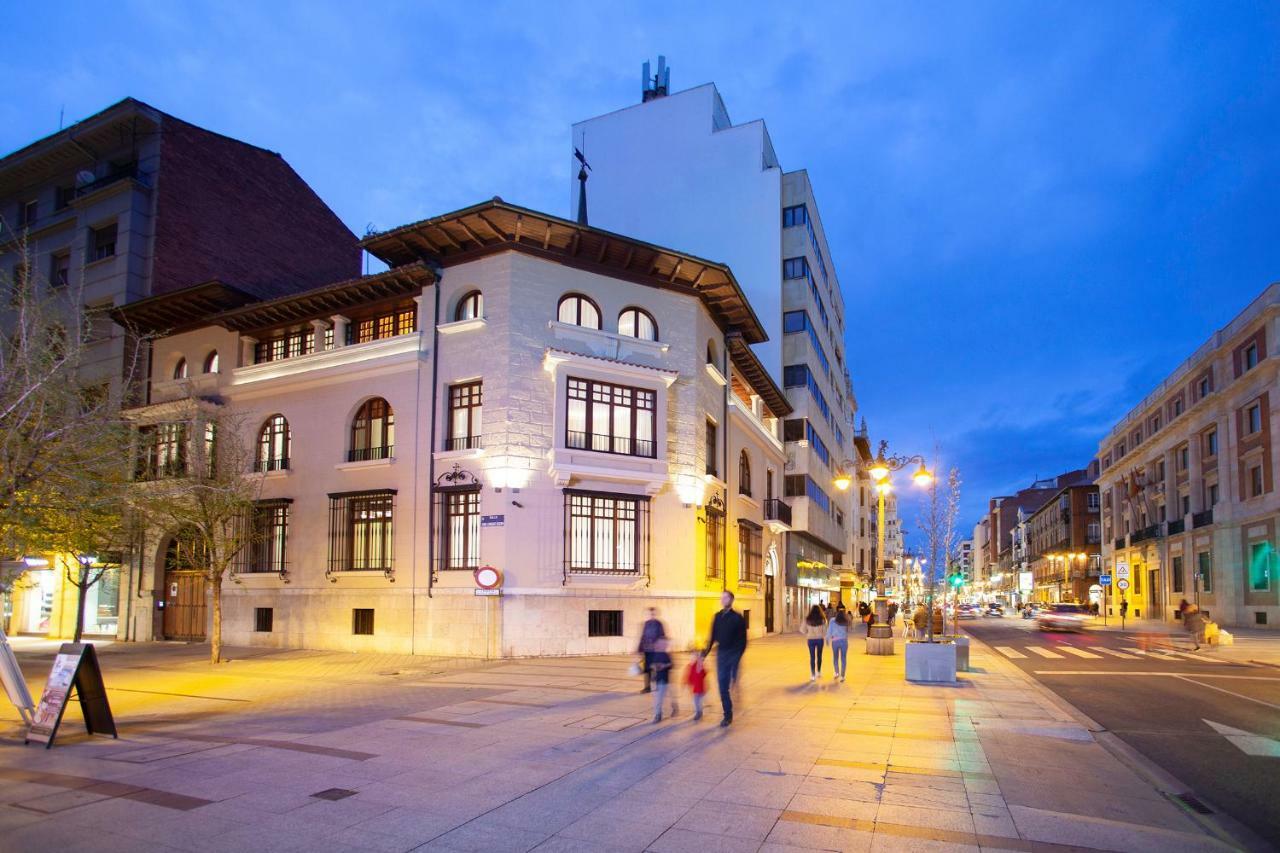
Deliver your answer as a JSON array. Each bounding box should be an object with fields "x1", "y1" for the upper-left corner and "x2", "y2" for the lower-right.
[{"x1": 25, "y1": 643, "x2": 116, "y2": 748}]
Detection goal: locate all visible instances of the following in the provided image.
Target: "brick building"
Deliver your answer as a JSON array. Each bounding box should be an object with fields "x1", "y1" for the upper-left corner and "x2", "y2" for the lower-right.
[
  {"x1": 1, "y1": 98, "x2": 359, "y2": 639},
  {"x1": 1026, "y1": 483, "x2": 1102, "y2": 604}
]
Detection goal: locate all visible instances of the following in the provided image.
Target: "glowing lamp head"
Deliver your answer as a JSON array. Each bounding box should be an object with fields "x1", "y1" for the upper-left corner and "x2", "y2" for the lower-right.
[
  {"x1": 874, "y1": 478, "x2": 892, "y2": 495},
  {"x1": 868, "y1": 461, "x2": 891, "y2": 482},
  {"x1": 833, "y1": 471, "x2": 853, "y2": 491},
  {"x1": 912, "y1": 463, "x2": 933, "y2": 487}
]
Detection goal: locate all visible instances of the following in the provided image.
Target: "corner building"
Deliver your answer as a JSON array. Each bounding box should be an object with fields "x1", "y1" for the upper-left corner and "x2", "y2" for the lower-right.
[
  {"x1": 1096, "y1": 283, "x2": 1279, "y2": 629},
  {"x1": 117, "y1": 201, "x2": 792, "y2": 656}
]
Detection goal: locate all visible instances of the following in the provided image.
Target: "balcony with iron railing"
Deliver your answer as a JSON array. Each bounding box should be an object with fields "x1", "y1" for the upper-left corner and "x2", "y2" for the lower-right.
[
  {"x1": 764, "y1": 498, "x2": 792, "y2": 528},
  {"x1": 1131, "y1": 524, "x2": 1162, "y2": 544},
  {"x1": 1167, "y1": 518, "x2": 1186, "y2": 535},
  {"x1": 1192, "y1": 508, "x2": 1214, "y2": 529}
]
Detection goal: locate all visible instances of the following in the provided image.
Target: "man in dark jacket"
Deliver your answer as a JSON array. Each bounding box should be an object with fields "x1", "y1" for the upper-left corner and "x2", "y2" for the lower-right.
[
  {"x1": 704, "y1": 590, "x2": 747, "y2": 727},
  {"x1": 638, "y1": 608, "x2": 666, "y2": 693}
]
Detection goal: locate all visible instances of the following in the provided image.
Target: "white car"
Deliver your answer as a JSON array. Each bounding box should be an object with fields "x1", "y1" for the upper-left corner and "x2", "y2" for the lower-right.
[{"x1": 1036, "y1": 603, "x2": 1089, "y2": 632}]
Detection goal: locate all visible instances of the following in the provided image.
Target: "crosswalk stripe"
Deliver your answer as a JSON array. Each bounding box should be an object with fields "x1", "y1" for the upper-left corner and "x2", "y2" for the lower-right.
[
  {"x1": 1165, "y1": 650, "x2": 1225, "y2": 663},
  {"x1": 1096, "y1": 648, "x2": 1141, "y2": 659},
  {"x1": 994, "y1": 646, "x2": 1026, "y2": 659},
  {"x1": 1026, "y1": 647, "x2": 1065, "y2": 659},
  {"x1": 1058, "y1": 646, "x2": 1102, "y2": 659}
]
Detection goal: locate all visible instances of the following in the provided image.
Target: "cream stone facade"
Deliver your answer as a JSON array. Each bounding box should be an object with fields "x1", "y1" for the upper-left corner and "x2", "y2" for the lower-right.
[
  {"x1": 1096, "y1": 283, "x2": 1280, "y2": 629},
  {"x1": 116, "y1": 201, "x2": 792, "y2": 657}
]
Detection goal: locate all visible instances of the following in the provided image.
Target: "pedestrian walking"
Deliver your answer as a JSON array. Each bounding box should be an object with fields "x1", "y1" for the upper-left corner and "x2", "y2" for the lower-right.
[
  {"x1": 704, "y1": 590, "x2": 747, "y2": 727},
  {"x1": 1184, "y1": 604, "x2": 1206, "y2": 651},
  {"x1": 649, "y1": 638, "x2": 678, "y2": 722},
  {"x1": 827, "y1": 607, "x2": 850, "y2": 682},
  {"x1": 685, "y1": 651, "x2": 708, "y2": 721},
  {"x1": 911, "y1": 604, "x2": 928, "y2": 640},
  {"x1": 637, "y1": 607, "x2": 666, "y2": 694},
  {"x1": 887, "y1": 601, "x2": 899, "y2": 624},
  {"x1": 802, "y1": 604, "x2": 826, "y2": 681}
]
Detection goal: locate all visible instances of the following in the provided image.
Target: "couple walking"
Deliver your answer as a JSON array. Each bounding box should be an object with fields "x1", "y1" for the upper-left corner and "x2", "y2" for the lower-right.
[{"x1": 801, "y1": 603, "x2": 850, "y2": 682}]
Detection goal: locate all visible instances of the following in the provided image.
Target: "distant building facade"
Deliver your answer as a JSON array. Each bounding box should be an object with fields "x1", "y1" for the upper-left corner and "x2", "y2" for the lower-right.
[
  {"x1": 1097, "y1": 284, "x2": 1280, "y2": 629},
  {"x1": 1025, "y1": 483, "x2": 1102, "y2": 604}
]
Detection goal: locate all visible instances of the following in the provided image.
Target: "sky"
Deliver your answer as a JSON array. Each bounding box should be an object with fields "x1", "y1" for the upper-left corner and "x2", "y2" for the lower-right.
[{"x1": 3, "y1": 2, "x2": 1278, "y2": 541}]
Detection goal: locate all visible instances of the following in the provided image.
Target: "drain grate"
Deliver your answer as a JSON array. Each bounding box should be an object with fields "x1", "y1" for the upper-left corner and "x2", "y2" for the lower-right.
[
  {"x1": 311, "y1": 788, "x2": 358, "y2": 801},
  {"x1": 1174, "y1": 792, "x2": 1213, "y2": 815}
]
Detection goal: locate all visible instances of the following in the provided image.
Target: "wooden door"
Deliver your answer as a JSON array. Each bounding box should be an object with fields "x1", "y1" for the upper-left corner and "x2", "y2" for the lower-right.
[
  {"x1": 764, "y1": 574, "x2": 775, "y2": 632},
  {"x1": 162, "y1": 571, "x2": 206, "y2": 640}
]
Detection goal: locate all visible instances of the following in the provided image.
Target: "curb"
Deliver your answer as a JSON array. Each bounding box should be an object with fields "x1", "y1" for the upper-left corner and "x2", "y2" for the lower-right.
[{"x1": 960, "y1": 629, "x2": 1264, "y2": 852}]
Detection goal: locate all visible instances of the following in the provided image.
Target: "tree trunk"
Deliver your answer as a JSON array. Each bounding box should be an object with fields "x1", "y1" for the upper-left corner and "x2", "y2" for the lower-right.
[
  {"x1": 210, "y1": 574, "x2": 222, "y2": 664},
  {"x1": 73, "y1": 565, "x2": 88, "y2": 644}
]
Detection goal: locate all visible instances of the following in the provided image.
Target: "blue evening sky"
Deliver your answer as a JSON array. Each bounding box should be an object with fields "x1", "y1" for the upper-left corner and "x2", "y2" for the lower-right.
[{"x1": 4, "y1": 3, "x2": 1278, "y2": 540}]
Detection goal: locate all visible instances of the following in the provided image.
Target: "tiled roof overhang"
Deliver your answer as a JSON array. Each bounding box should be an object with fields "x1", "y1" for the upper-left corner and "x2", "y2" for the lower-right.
[
  {"x1": 109, "y1": 281, "x2": 257, "y2": 334},
  {"x1": 361, "y1": 199, "x2": 767, "y2": 345},
  {"x1": 727, "y1": 334, "x2": 792, "y2": 418}
]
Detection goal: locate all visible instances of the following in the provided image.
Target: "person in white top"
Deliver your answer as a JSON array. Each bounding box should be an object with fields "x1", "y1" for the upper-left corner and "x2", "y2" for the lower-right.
[{"x1": 801, "y1": 604, "x2": 827, "y2": 681}]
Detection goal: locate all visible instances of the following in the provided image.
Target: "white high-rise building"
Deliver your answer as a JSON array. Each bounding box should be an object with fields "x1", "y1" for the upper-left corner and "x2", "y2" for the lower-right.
[{"x1": 573, "y1": 63, "x2": 860, "y2": 627}]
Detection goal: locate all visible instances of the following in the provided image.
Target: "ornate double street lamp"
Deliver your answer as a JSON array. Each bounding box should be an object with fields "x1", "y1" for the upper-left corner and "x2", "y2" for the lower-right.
[{"x1": 834, "y1": 441, "x2": 931, "y2": 655}]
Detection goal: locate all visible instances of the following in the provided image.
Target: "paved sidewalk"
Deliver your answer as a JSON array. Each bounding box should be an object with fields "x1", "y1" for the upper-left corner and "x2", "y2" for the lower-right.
[{"x1": 0, "y1": 633, "x2": 1241, "y2": 852}]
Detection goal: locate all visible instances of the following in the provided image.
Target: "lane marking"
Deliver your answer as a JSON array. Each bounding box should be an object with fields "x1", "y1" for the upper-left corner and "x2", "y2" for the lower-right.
[
  {"x1": 1169, "y1": 651, "x2": 1226, "y2": 664},
  {"x1": 1032, "y1": 671, "x2": 1280, "y2": 680},
  {"x1": 1203, "y1": 719, "x2": 1280, "y2": 757},
  {"x1": 1026, "y1": 647, "x2": 1064, "y2": 659},
  {"x1": 994, "y1": 646, "x2": 1026, "y2": 659},
  {"x1": 1175, "y1": 675, "x2": 1280, "y2": 711},
  {"x1": 1058, "y1": 646, "x2": 1102, "y2": 659},
  {"x1": 1095, "y1": 648, "x2": 1141, "y2": 660}
]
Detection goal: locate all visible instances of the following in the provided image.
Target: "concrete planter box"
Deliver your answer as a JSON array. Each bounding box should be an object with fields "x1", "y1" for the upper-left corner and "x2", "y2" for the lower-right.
[{"x1": 905, "y1": 640, "x2": 957, "y2": 683}]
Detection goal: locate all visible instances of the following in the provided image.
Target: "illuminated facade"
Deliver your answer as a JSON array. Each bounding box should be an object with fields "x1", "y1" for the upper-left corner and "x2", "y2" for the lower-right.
[
  {"x1": 1097, "y1": 283, "x2": 1280, "y2": 629},
  {"x1": 116, "y1": 201, "x2": 792, "y2": 656}
]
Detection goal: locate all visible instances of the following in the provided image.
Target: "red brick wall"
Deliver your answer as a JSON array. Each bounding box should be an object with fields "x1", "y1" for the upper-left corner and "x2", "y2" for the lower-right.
[{"x1": 151, "y1": 116, "x2": 359, "y2": 299}]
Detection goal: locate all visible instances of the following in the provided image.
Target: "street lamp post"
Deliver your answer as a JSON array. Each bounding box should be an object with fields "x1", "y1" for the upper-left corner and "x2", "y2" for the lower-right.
[{"x1": 834, "y1": 441, "x2": 931, "y2": 655}]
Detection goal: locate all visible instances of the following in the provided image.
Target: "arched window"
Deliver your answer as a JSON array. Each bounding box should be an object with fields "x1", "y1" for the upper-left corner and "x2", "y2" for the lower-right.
[
  {"x1": 455, "y1": 290, "x2": 483, "y2": 322},
  {"x1": 257, "y1": 414, "x2": 290, "y2": 472},
  {"x1": 738, "y1": 450, "x2": 752, "y2": 496},
  {"x1": 349, "y1": 398, "x2": 394, "y2": 462},
  {"x1": 618, "y1": 307, "x2": 658, "y2": 341},
  {"x1": 173, "y1": 358, "x2": 188, "y2": 380},
  {"x1": 203, "y1": 350, "x2": 220, "y2": 374},
  {"x1": 557, "y1": 294, "x2": 600, "y2": 329}
]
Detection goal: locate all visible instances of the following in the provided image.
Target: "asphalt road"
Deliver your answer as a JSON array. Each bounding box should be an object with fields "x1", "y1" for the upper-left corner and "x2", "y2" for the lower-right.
[{"x1": 962, "y1": 615, "x2": 1280, "y2": 848}]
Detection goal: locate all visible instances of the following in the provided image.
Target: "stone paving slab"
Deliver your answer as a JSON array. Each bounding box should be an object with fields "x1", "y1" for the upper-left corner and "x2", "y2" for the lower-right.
[{"x1": 0, "y1": 633, "x2": 1247, "y2": 852}]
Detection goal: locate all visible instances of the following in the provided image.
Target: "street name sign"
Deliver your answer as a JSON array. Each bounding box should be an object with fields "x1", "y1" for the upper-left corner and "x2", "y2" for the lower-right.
[
  {"x1": 1099, "y1": 575, "x2": 1112, "y2": 585},
  {"x1": 25, "y1": 643, "x2": 117, "y2": 748},
  {"x1": 1116, "y1": 578, "x2": 1130, "y2": 591}
]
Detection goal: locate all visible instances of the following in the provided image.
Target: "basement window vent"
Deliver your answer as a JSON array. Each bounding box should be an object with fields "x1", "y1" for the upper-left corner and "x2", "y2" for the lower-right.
[
  {"x1": 253, "y1": 608, "x2": 273, "y2": 633},
  {"x1": 588, "y1": 610, "x2": 623, "y2": 637},
  {"x1": 353, "y1": 608, "x2": 375, "y2": 636},
  {"x1": 1257, "y1": 612, "x2": 1268, "y2": 626}
]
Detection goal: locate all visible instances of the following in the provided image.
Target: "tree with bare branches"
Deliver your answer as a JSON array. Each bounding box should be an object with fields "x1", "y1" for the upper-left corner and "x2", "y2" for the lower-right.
[
  {"x1": 136, "y1": 404, "x2": 266, "y2": 663},
  {"x1": 919, "y1": 464, "x2": 962, "y2": 642}
]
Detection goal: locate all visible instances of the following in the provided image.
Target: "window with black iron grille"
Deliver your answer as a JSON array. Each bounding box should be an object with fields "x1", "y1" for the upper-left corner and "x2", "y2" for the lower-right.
[
  {"x1": 565, "y1": 377, "x2": 655, "y2": 458},
  {"x1": 254, "y1": 608, "x2": 274, "y2": 633},
  {"x1": 243, "y1": 500, "x2": 291, "y2": 574},
  {"x1": 738, "y1": 520, "x2": 762, "y2": 584},
  {"x1": 352, "y1": 608, "x2": 375, "y2": 635},
  {"x1": 136, "y1": 422, "x2": 188, "y2": 480},
  {"x1": 446, "y1": 382, "x2": 483, "y2": 450},
  {"x1": 705, "y1": 419, "x2": 718, "y2": 476},
  {"x1": 349, "y1": 398, "x2": 394, "y2": 461},
  {"x1": 257, "y1": 414, "x2": 290, "y2": 471},
  {"x1": 706, "y1": 501, "x2": 725, "y2": 579},
  {"x1": 350, "y1": 307, "x2": 415, "y2": 344},
  {"x1": 328, "y1": 490, "x2": 395, "y2": 574},
  {"x1": 587, "y1": 610, "x2": 623, "y2": 637},
  {"x1": 564, "y1": 491, "x2": 649, "y2": 575},
  {"x1": 435, "y1": 487, "x2": 481, "y2": 572}
]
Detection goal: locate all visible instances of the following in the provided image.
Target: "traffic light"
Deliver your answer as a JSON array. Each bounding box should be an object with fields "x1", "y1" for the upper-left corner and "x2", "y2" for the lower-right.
[{"x1": 948, "y1": 572, "x2": 964, "y2": 588}]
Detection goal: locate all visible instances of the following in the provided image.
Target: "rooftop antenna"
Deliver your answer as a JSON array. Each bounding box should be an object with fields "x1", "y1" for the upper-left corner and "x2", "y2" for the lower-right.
[
  {"x1": 574, "y1": 145, "x2": 591, "y2": 226},
  {"x1": 641, "y1": 55, "x2": 670, "y2": 102}
]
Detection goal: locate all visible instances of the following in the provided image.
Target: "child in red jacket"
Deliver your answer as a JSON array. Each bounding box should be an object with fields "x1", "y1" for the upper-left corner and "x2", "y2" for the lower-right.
[{"x1": 685, "y1": 651, "x2": 708, "y2": 721}]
